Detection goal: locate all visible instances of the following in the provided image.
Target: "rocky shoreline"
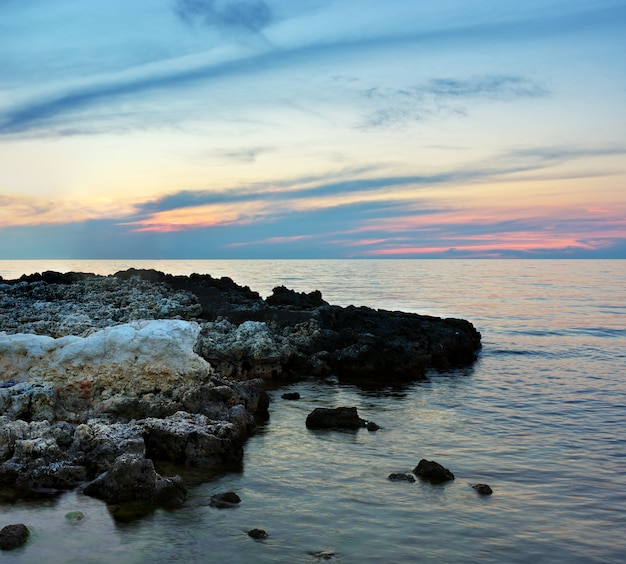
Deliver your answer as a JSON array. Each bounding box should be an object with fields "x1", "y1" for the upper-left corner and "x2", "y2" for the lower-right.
[{"x1": 0, "y1": 269, "x2": 481, "y2": 517}]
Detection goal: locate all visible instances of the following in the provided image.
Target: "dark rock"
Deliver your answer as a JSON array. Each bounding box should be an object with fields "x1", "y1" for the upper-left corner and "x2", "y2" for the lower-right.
[
  {"x1": 82, "y1": 454, "x2": 187, "y2": 507},
  {"x1": 365, "y1": 421, "x2": 380, "y2": 431},
  {"x1": 472, "y1": 483, "x2": 493, "y2": 495},
  {"x1": 266, "y1": 286, "x2": 328, "y2": 309},
  {"x1": 281, "y1": 392, "x2": 300, "y2": 400},
  {"x1": 0, "y1": 523, "x2": 29, "y2": 550},
  {"x1": 248, "y1": 528, "x2": 268, "y2": 539},
  {"x1": 209, "y1": 491, "x2": 241, "y2": 508},
  {"x1": 305, "y1": 407, "x2": 365, "y2": 430},
  {"x1": 388, "y1": 473, "x2": 416, "y2": 482},
  {"x1": 413, "y1": 459, "x2": 455, "y2": 483}
]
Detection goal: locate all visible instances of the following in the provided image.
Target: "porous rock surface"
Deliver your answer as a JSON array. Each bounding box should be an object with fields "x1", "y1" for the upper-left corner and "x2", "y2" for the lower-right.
[{"x1": 0, "y1": 269, "x2": 481, "y2": 508}]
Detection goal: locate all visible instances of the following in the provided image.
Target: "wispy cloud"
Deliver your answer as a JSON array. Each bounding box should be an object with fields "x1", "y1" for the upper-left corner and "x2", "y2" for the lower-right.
[
  {"x1": 175, "y1": 0, "x2": 272, "y2": 31},
  {"x1": 360, "y1": 75, "x2": 548, "y2": 129},
  {"x1": 1, "y1": 2, "x2": 610, "y2": 137}
]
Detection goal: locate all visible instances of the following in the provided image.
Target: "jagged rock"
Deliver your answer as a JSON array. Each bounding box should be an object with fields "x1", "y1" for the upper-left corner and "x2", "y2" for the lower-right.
[
  {"x1": 209, "y1": 491, "x2": 241, "y2": 508},
  {"x1": 0, "y1": 523, "x2": 29, "y2": 550},
  {"x1": 82, "y1": 454, "x2": 187, "y2": 507},
  {"x1": 266, "y1": 286, "x2": 328, "y2": 309},
  {"x1": 143, "y1": 411, "x2": 246, "y2": 466},
  {"x1": 0, "y1": 272, "x2": 201, "y2": 337},
  {"x1": 388, "y1": 473, "x2": 416, "y2": 482},
  {"x1": 305, "y1": 407, "x2": 365, "y2": 430},
  {"x1": 70, "y1": 420, "x2": 145, "y2": 475},
  {"x1": 0, "y1": 418, "x2": 86, "y2": 490},
  {"x1": 413, "y1": 459, "x2": 455, "y2": 484},
  {"x1": 194, "y1": 319, "x2": 284, "y2": 380},
  {"x1": 472, "y1": 483, "x2": 493, "y2": 495}
]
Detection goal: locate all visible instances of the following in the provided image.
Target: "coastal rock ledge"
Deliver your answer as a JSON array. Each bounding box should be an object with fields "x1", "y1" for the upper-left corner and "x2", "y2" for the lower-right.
[{"x1": 0, "y1": 269, "x2": 480, "y2": 507}]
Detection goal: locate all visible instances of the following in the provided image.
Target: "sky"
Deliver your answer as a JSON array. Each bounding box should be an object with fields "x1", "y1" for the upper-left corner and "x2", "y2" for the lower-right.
[{"x1": 1, "y1": 0, "x2": 625, "y2": 259}]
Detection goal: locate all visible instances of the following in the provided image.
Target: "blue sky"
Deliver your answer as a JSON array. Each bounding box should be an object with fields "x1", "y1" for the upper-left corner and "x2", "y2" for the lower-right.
[{"x1": 1, "y1": 0, "x2": 625, "y2": 258}]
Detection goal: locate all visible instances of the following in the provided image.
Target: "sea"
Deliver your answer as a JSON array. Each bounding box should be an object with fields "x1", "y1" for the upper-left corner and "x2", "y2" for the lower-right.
[{"x1": 0, "y1": 259, "x2": 625, "y2": 563}]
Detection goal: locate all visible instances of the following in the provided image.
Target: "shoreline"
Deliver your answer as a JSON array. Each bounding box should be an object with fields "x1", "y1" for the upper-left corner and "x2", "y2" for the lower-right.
[{"x1": 1, "y1": 268, "x2": 481, "y2": 517}]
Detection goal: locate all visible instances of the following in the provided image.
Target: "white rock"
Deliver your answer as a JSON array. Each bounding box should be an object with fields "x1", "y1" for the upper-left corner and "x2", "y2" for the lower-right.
[{"x1": 0, "y1": 320, "x2": 212, "y2": 394}]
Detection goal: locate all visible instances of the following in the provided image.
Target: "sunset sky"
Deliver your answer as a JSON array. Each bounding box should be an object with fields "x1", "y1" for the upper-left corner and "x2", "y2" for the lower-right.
[{"x1": 1, "y1": 0, "x2": 625, "y2": 258}]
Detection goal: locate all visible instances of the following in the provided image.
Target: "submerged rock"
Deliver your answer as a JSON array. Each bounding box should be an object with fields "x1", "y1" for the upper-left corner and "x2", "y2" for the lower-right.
[
  {"x1": 472, "y1": 483, "x2": 493, "y2": 495},
  {"x1": 388, "y1": 473, "x2": 416, "y2": 482},
  {"x1": 209, "y1": 491, "x2": 241, "y2": 508},
  {"x1": 413, "y1": 459, "x2": 455, "y2": 484}
]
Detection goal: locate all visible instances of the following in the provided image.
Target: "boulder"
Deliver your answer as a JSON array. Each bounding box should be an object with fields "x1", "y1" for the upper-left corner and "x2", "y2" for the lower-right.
[
  {"x1": 413, "y1": 459, "x2": 455, "y2": 484},
  {"x1": 143, "y1": 411, "x2": 245, "y2": 466},
  {"x1": 281, "y1": 392, "x2": 300, "y2": 400},
  {"x1": 70, "y1": 420, "x2": 145, "y2": 475},
  {"x1": 305, "y1": 407, "x2": 365, "y2": 430},
  {"x1": 0, "y1": 523, "x2": 29, "y2": 551},
  {"x1": 82, "y1": 454, "x2": 187, "y2": 507}
]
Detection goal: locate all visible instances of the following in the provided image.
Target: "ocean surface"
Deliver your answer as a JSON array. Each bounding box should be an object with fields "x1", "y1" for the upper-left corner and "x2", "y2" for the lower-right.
[{"x1": 1, "y1": 259, "x2": 625, "y2": 563}]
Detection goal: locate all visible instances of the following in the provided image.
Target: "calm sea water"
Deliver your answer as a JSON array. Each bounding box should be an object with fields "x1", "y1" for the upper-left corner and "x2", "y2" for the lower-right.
[{"x1": 1, "y1": 260, "x2": 625, "y2": 563}]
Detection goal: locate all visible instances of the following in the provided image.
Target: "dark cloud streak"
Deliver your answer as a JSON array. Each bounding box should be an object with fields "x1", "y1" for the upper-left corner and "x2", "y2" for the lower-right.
[{"x1": 175, "y1": 0, "x2": 272, "y2": 31}]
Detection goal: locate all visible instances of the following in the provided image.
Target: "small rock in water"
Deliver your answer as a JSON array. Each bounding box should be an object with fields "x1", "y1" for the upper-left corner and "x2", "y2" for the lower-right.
[
  {"x1": 413, "y1": 459, "x2": 455, "y2": 484},
  {"x1": 305, "y1": 406, "x2": 364, "y2": 430},
  {"x1": 0, "y1": 524, "x2": 29, "y2": 551},
  {"x1": 312, "y1": 551, "x2": 336, "y2": 560},
  {"x1": 65, "y1": 511, "x2": 85, "y2": 521},
  {"x1": 209, "y1": 491, "x2": 241, "y2": 508},
  {"x1": 366, "y1": 421, "x2": 380, "y2": 431},
  {"x1": 247, "y1": 528, "x2": 268, "y2": 539},
  {"x1": 281, "y1": 392, "x2": 301, "y2": 400},
  {"x1": 472, "y1": 483, "x2": 493, "y2": 495},
  {"x1": 388, "y1": 473, "x2": 416, "y2": 482}
]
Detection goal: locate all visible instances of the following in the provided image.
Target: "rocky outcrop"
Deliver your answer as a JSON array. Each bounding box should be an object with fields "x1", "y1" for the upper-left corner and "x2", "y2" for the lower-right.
[
  {"x1": 1, "y1": 268, "x2": 481, "y2": 383},
  {"x1": 0, "y1": 268, "x2": 480, "y2": 509},
  {"x1": 82, "y1": 454, "x2": 187, "y2": 506}
]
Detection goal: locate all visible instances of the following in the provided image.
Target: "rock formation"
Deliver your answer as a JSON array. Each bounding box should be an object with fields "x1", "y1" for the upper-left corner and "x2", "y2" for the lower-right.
[{"x1": 0, "y1": 269, "x2": 480, "y2": 510}]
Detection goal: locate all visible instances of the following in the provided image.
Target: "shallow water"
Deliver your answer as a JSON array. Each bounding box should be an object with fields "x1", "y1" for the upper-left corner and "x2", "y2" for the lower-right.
[{"x1": 1, "y1": 260, "x2": 625, "y2": 563}]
